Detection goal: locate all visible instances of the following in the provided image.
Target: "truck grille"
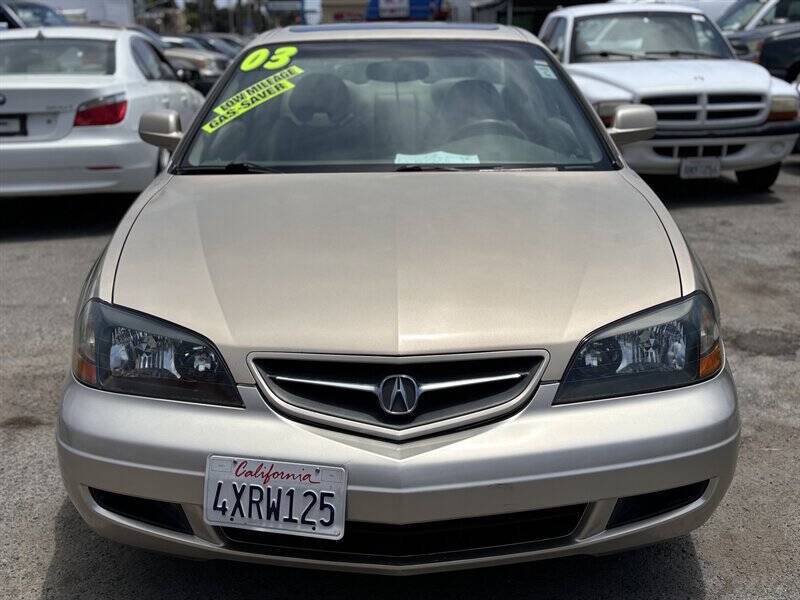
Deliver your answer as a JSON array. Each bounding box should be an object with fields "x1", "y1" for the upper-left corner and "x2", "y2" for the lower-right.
[
  {"x1": 653, "y1": 143, "x2": 745, "y2": 158},
  {"x1": 249, "y1": 351, "x2": 547, "y2": 441},
  {"x1": 641, "y1": 93, "x2": 766, "y2": 129}
]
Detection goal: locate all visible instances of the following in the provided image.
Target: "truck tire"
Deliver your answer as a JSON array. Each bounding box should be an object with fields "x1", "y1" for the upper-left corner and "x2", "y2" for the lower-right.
[{"x1": 735, "y1": 163, "x2": 781, "y2": 191}]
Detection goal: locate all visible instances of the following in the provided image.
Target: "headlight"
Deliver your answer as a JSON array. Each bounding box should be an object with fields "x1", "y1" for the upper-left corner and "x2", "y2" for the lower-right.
[
  {"x1": 73, "y1": 299, "x2": 242, "y2": 407},
  {"x1": 555, "y1": 294, "x2": 723, "y2": 404},
  {"x1": 768, "y1": 95, "x2": 799, "y2": 122},
  {"x1": 199, "y1": 60, "x2": 221, "y2": 77}
]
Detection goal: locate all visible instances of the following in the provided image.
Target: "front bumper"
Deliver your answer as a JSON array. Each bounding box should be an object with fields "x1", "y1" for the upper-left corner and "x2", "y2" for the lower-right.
[
  {"x1": 623, "y1": 131, "x2": 798, "y2": 175},
  {"x1": 58, "y1": 366, "x2": 740, "y2": 574},
  {"x1": 0, "y1": 129, "x2": 157, "y2": 197}
]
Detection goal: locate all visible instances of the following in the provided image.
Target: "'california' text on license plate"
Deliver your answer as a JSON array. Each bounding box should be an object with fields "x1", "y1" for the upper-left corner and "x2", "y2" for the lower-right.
[
  {"x1": 679, "y1": 157, "x2": 721, "y2": 180},
  {"x1": 204, "y1": 456, "x2": 347, "y2": 540}
]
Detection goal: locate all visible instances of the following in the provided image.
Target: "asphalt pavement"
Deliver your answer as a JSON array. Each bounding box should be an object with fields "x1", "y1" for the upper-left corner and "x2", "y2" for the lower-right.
[{"x1": 1, "y1": 161, "x2": 798, "y2": 600}]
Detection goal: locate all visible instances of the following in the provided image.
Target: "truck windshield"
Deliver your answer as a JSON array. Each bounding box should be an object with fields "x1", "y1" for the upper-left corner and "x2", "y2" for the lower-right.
[
  {"x1": 180, "y1": 40, "x2": 612, "y2": 173},
  {"x1": 572, "y1": 12, "x2": 733, "y2": 62}
]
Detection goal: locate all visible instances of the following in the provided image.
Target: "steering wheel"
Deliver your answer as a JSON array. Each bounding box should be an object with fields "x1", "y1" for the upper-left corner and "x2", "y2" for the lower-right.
[{"x1": 446, "y1": 119, "x2": 527, "y2": 143}]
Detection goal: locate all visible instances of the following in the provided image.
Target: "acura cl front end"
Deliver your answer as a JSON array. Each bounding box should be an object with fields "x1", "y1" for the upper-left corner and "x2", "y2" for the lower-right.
[{"x1": 58, "y1": 23, "x2": 739, "y2": 575}]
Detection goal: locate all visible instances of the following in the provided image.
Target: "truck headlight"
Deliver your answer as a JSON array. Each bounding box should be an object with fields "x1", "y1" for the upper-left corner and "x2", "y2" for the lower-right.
[
  {"x1": 555, "y1": 294, "x2": 723, "y2": 404},
  {"x1": 73, "y1": 299, "x2": 242, "y2": 407},
  {"x1": 768, "y1": 96, "x2": 799, "y2": 121}
]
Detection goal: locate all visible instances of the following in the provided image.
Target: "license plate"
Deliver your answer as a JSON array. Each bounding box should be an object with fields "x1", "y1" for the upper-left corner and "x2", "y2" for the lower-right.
[
  {"x1": 204, "y1": 455, "x2": 347, "y2": 540},
  {"x1": 0, "y1": 116, "x2": 22, "y2": 135},
  {"x1": 680, "y1": 157, "x2": 721, "y2": 179}
]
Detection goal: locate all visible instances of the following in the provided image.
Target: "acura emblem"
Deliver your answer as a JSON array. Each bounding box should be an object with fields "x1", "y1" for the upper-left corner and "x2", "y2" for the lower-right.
[{"x1": 378, "y1": 375, "x2": 419, "y2": 415}]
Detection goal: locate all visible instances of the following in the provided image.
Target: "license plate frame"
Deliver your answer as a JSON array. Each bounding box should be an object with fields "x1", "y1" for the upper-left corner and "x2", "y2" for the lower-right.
[
  {"x1": 0, "y1": 114, "x2": 25, "y2": 136},
  {"x1": 203, "y1": 455, "x2": 347, "y2": 541},
  {"x1": 679, "y1": 157, "x2": 721, "y2": 179}
]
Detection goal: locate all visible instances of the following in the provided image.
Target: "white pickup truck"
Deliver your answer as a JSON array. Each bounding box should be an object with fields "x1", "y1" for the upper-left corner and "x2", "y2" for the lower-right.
[{"x1": 540, "y1": 3, "x2": 800, "y2": 189}]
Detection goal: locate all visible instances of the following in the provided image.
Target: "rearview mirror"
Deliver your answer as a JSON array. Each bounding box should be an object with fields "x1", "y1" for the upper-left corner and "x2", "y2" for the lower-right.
[
  {"x1": 608, "y1": 104, "x2": 656, "y2": 146},
  {"x1": 139, "y1": 110, "x2": 183, "y2": 151}
]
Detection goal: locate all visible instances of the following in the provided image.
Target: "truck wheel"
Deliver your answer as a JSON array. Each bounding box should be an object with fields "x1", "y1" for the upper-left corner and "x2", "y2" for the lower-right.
[{"x1": 735, "y1": 163, "x2": 781, "y2": 191}]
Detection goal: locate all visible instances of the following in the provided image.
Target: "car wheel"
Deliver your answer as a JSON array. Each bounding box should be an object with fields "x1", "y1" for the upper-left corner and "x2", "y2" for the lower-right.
[
  {"x1": 735, "y1": 163, "x2": 781, "y2": 191},
  {"x1": 156, "y1": 148, "x2": 171, "y2": 175}
]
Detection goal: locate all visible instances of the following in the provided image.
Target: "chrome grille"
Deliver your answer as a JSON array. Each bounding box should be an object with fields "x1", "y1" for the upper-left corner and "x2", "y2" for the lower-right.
[
  {"x1": 640, "y1": 93, "x2": 766, "y2": 129},
  {"x1": 249, "y1": 351, "x2": 547, "y2": 441}
]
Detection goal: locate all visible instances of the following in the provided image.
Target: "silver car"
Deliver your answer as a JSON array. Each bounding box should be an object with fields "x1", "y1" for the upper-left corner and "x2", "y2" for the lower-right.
[
  {"x1": 0, "y1": 26, "x2": 204, "y2": 197},
  {"x1": 58, "y1": 23, "x2": 740, "y2": 575}
]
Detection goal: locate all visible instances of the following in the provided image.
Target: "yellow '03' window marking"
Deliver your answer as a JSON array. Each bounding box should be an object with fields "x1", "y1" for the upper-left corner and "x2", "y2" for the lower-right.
[
  {"x1": 202, "y1": 65, "x2": 304, "y2": 134},
  {"x1": 240, "y1": 46, "x2": 298, "y2": 71}
]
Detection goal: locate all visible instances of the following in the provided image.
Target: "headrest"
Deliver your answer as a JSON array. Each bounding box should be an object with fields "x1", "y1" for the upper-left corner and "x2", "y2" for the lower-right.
[
  {"x1": 442, "y1": 79, "x2": 505, "y2": 120},
  {"x1": 288, "y1": 73, "x2": 351, "y2": 124}
]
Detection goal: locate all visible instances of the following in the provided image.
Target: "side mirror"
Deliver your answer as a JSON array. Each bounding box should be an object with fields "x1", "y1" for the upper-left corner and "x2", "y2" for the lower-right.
[
  {"x1": 139, "y1": 110, "x2": 182, "y2": 151},
  {"x1": 608, "y1": 104, "x2": 656, "y2": 146}
]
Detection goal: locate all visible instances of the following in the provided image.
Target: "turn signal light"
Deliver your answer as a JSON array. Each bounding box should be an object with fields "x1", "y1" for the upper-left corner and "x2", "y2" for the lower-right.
[
  {"x1": 74, "y1": 93, "x2": 127, "y2": 126},
  {"x1": 699, "y1": 343, "x2": 723, "y2": 378}
]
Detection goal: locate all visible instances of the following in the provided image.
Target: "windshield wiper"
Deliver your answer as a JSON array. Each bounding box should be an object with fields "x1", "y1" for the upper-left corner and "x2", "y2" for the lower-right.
[
  {"x1": 174, "y1": 162, "x2": 284, "y2": 175},
  {"x1": 394, "y1": 164, "x2": 464, "y2": 172},
  {"x1": 573, "y1": 51, "x2": 653, "y2": 60},
  {"x1": 645, "y1": 50, "x2": 723, "y2": 58}
]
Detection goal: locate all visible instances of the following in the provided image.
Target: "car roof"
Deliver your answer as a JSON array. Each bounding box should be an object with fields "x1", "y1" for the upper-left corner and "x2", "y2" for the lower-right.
[
  {"x1": 550, "y1": 2, "x2": 704, "y2": 18},
  {"x1": 247, "y1": 22, "x2": 535, "y2": 47},
  {"x1": 0, "y1": 26, "x2": 125, "y2": 40}
]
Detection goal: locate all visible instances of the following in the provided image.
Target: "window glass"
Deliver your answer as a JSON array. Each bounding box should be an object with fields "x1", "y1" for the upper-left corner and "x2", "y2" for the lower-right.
[
  {"x1": 539, "y1": 19, "x2": 557, "y2": 44},
  {"x1": 12, "y1": 2, "x2": 69, "y2": 26},
  {"x1": 1, "y1": 7, "x2": 17, "y2": 28},
  {"x1": 718, "y1": 0, "x2": 767, "y2": 31},
  {"x1": 132, "y1": 38, "x2": 175, "y2": 80},
  {"x1": 181, "y1": 41, "x2": 611, "y2": 173},
  {"x1": 550, "y1": 19, "x2": 567, "y2": 60},
  {"x1": 758, "y1": 0, "x2": 800, "y2": 24},
  {"x1": 0, "y1": 38, "x2": 115, "y2": 74},
  {"x1": 572, "y1": 12, "x2": 732, "y2": 61}
]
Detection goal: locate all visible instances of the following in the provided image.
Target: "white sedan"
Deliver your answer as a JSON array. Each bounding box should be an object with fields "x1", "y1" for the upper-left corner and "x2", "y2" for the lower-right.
[{"x1": 0, "y1": 26, "x2": 204, "y2": 197}]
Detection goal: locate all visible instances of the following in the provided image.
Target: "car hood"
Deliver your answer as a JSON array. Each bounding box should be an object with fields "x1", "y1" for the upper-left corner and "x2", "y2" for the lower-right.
[
  {"x1": 114, "y1": 171, "x2": 681, "y2": 382},
  {"x1": 568, "y1": 59, "x2": 772, "y2": 101}
]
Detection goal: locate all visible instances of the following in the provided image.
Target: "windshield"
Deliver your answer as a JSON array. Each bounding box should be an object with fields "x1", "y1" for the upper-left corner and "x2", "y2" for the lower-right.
[
  {"x1": 0, "y1": 38, "x2": 115, "y2": 74},
  {"x1": 182, "y1": 41, "x2": 611, "y2": 173},
  {"x1": 718, "y1": 0, "x2": 766, "y2": 31},
  {"x1": 572, "y1": 12, "x2": 733, "y2": 61},
  {"x1": 11, "y1": 2, "x2": 69, "y2": 27}
]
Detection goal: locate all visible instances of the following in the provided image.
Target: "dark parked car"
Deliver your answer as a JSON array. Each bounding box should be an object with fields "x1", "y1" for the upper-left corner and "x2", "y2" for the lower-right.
[
  {"x1": 758, "y1": 23, "x2": 800, "y2": 81},
  {"x1": 728, "y1": 20, "x2": 800, "y2": 67}
]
